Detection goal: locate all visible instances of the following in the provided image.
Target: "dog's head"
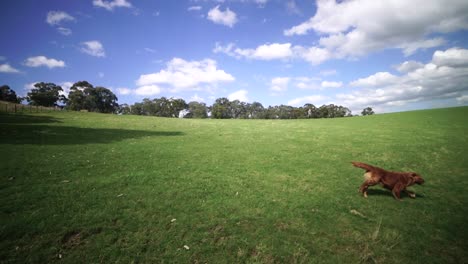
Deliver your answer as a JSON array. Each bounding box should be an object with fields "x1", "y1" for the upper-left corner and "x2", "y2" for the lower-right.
[{"x1": 411, "y1": 173, "x2": 425, "y2": 185}]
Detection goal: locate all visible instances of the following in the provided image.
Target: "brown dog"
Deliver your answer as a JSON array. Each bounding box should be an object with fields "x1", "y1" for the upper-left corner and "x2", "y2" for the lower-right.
[{"x1": 351, "y1": 162, "x2": 424, "y2": 200}]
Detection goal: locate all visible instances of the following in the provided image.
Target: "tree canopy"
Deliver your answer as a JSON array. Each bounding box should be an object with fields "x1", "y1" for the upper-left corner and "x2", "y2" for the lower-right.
[
  {"x1": 4, "y1": 80, "x2": 372, "y2": 118},
  {"x1": 361, "y1": 107, "x2": 375, "y2": 116},
  {"x1": 66, "y1": 81, "x2": 118, "y2": 113},
  {"x1": 26, "y1": 82, "x2": 65, "y2": 107},
  {"x1": 128, "y1": 97, "x2": 188, "y2": 117},
  {"x1": 188, "y1": 101, "x2": 208, "y2": 118},
  {"x1": 127, "y1": 97, "x2": 357, "y2": 119},
  {"x1": 211, "y1": 97, "x2": 231, "y2": 119},
  {"x1": 0, "y1": 85, "x2": 21, "y2": 103}
]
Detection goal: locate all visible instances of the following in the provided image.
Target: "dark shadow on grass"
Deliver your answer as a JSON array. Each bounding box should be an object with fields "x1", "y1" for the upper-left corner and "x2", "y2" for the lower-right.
[
  {"x1": 0, "y1": 113, "x2": 62, "y2": 124},
  {"x1": 0, "y1": 124, "x2": 183, "y2": 145},
  {"x1": 366, "y1": 189, "x2": 425, "y2": 199}
]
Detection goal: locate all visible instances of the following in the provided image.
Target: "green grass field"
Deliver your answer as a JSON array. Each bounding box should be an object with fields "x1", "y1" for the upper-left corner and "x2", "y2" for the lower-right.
[{"x1": 1, "y1": 107, "x2": 467, "y2": 263}]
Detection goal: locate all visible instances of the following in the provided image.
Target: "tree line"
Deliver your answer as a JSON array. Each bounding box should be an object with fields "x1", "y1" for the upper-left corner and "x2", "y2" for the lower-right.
[
  {"x1": 1, "y1": 82, "x2": 374, "y2": 118},
  {"x1": 123, "y1": 97, "x2": 373, "y2": 119},
  {"x1": 1, "y1": 81, "x2": 118, "y2": 113}
]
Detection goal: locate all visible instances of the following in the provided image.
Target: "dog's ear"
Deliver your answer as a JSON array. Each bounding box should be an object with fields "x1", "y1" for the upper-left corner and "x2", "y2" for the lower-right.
[{"x1": 411, "y1": 172, "x2": 418, "y2": 177}]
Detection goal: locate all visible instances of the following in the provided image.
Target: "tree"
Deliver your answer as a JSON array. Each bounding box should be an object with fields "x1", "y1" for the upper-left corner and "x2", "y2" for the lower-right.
[
  {"x1": 333, "y1": 105, "x2": 352, "y2": 117},
  {"x1": 188, "y1": 101, "x2": 208, "y2": 118},
  {"x1": 127, "y1": 97, "x2": 356, "y2": 120},
  {"x1": 247, "y1": 101, "x2": 265, "y2": 119},
  {"x1": 169, "y1": 98, "x2": 188, "y2": 117},
  {"x1": 26, "y1": 82, "x2": 64, "y2": 107},
  {"x1": 361, "y1": 107, "x2": 375, "y2": 116},
  {"x1": 67, "y1": 81, "x2": 93, "y2": 111},
  {"x1": 264, "y1": 106, "x2": 278, "y2": 119},
  {"x1": 292, "y1": 107, "x2": 305, "y2": 119},
  {"x1": 131, "y1": 102, "x2": 144, "y2": 115},
  {"x1": 89, "y1": 86, "x2": 119, "y2": 113},
  {"x1": 128, "y1": 97, "x2": 187, "y2": 118},
  {"x1": 230, "y1": 100, "x2": 247, "y2": 119},
  {"x1": 140, "y1": 98, "x2": 157, "y2": 116},
  {"x1": 66, "y1": 81, "x2": 118, "y2": 113},
  {"x1": 303, "y1": 103, "x2": 317, "y2": 118},
  {"x1": 0, "y1": 85, "x2": 21, "y2": 103},
  {"x1": 211, "y1": 97, "x2": 231, "y2": 119},
  {"x1": 316, "y1": 105, "x2": 326, "y2": 118},
  {"x1": 118, "y1": 104, "x2": 131, "y2": 114},
  {"x1": 154, "y1": 97, "x2": 171, "y2": 117},
  {"x1": 277, "y1": 105, "x2": 294, "y2": 119}
]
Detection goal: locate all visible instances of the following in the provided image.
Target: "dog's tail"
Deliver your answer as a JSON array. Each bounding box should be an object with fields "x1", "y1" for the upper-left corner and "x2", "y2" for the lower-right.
[{"x1": 351, "y1": 161, "x2": 376, "y2": 172}]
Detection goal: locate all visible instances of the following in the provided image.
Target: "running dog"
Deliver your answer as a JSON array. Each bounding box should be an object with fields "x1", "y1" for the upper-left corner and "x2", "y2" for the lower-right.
[{"x1": 351, "y1": 162, "x2": 424, "y2": 200}]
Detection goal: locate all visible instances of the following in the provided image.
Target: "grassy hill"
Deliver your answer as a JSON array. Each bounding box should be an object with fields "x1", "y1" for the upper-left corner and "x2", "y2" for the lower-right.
[{"x1": 1, "y1": 107, "x2": 467, "y2": 263}]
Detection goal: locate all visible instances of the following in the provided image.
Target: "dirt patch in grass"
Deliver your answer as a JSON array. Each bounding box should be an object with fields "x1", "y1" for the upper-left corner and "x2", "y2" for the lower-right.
[
  {"x1": 61, "y1": 228, "x2": 103, "y2": 249},
  {"x1": 61, "y1": 230, "x2": 83, "y2": 249}
]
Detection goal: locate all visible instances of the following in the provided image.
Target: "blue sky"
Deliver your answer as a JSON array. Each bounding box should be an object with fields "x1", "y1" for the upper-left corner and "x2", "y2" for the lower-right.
[{"x1": 1, "y1": 0, "x2": 468, "y2": 113}]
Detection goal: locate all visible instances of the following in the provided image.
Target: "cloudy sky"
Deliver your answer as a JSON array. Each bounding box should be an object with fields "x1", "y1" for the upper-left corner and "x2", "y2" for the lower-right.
[{"x1": 1, "y1": 0, "x2": 468, "y2": 113}]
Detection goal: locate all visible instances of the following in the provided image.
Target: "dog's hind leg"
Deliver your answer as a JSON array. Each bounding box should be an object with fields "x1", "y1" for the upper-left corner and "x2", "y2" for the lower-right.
[
  {"x1": 404, "y1": 189, "x2": 416, "y2": 198},
  {"x1": 359, "y1": 177, "x2": 378, "y2": 198}
]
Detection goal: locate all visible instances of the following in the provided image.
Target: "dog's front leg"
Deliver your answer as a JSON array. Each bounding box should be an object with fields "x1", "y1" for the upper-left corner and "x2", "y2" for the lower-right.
[{"x1": 392, "y1": 184, "x2": 404, "y2": 201}]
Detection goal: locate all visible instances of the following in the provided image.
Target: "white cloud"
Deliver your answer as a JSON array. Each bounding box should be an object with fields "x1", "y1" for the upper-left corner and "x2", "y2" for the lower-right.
[
  {"x1": 207, "y1": 6, "x2": 238, "y2": 27},
  {"x1": 286, "y1": 0, "x2": 301, "y2": 15},
  {"x1": 287, "y1": 77, "x2": 343, "y2": 90},
  {"x1": 117, "y1": 87, "x2": 132, "y2": 95},
  {"x1": 59, "y1": 81, "x2": 73, "y2": 97},
  {"x1": 190, "y1": 94, "x2": 205, "y2": 102},
  {"x1": 286, "y1": 0, "x2": 468, "y2": 35},
  {"x1": 46, "y1": 11, "x2": 75, "y2": 26},
  {"x1": 80, "y1": 41, "x2": 106, "y2": 57},
  {"x1": 399, "y1": 38, "x2": 446, "y2": 56},
  {"x1": 248, "y1": 43, "x2": 293, "y2": 60},
  {"x1": 335, "y1": 47, "x2": 468, "y2": 111},
  {"x1": 320, "y1": 70, "x2": 337, "y2": 76},
  {"x1": 144, "y1": 48, "x2": 156, "y2": 53},
  {"x1": 288, "y1": 95, "x2": 327, "y2": 107},
  {"x1": 215, "y1": 42, "x2": 333, "y2": 64},
  {"x1": 136, "y1": 58, "x2": 234, "y2": 92},
  {"x1": 293, "y1": 46, "x2": 331, "y2": 65},
  {"x1": 0, "y1": 63, "x2": 20, "y2": 73},
  {"x1": 228, "y1": 89, "x2": 249, "y2": 102},
  {"x1": 284, "y1": 0, "x2": 468, "y2": 63},
  {"x1": 294, "y1": 77, "x2": 321, "y2": 90},
  {"x1": 321, "y1": 81, "x2": 343, "y2": 88},
  {"x1": 134, "y1": 85, "x2": 162, "y2": 96},
  {"x1": 350, "y1": 72, "x2": 399, "y2": 87},
  {"x1": 213, "y1": 42, "x2": 238, "y2": 58},
  {"x1": 24, "y1": 56, "x2": 65, "y2": 68},
  {"x1": 396, "y1": 61, "x2": 425, "y2": 73},
  {"x1": 456, "y1": 95, "x2": 468, "y2": 104},
  {"x1": 255, "y1": 0, "x2": 268, "y2": 8},
  {"x1": 255, "y1": 0, "x2": 268, "y2": 4},
  {"x1": 270, "y1": 77, "x2": 290, "y2": 92},
  {"x1": 188, "y1": 6, "x2": 202, "y2": 11},
  {"x1": 24, "y1": 82, "x2": 37, "y2": 91},
  {"x1": 432, "y1": 47, "x2": 468, "y2": 67},
  {"x1": 93, "y1": 0, "x2": 132, "y2": 11},
  {"x1": 215, "y1": 42, "x2": 293, "y2": 60},
  {"x1": 57, "y1": 27, "x2": 72, "y2": 36},
  {"x1": 46, "y1": 11, "x2": 74, "y2": 36}
]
